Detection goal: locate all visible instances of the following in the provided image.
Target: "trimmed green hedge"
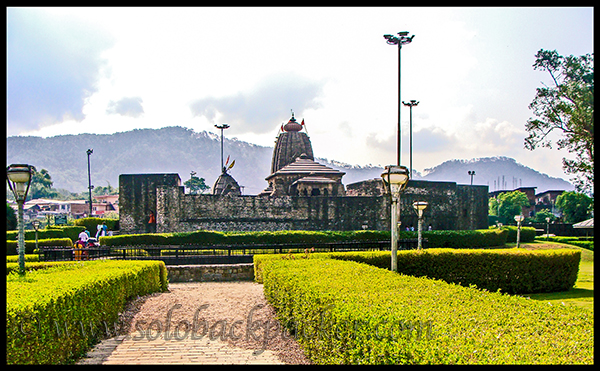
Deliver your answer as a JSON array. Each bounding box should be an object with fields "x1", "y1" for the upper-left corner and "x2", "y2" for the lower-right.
[
  {"x1": 7, "y1": 260, "x2": 82, "y2": 275},
  {"x1": 535, "y1": 236, "x2": 594, "y2": 251},
  {"x1": 6, "y1": 238, "x2": 74, "y2": 255},
  {"x1": 72, "y1": 217, "x2": 118, "y2": 233},
  {"x1": 6, "y1": 260, "x2": 168, "y2": 365},
  {"x1": 7, "y1": 228, "x2": 67, "y2": 241},
  {"x1": 99, "y1": 229, "x2": 507, "y2": 249},
  {"x1": 501, "y1": 226, "x2": 536, "y2": 243},
  {"x1": 254, "y1": 248, "x2": 580, "y2": 294},
  {"x1": 258, "y1": 257, "x2": 593, "y2": 364},
  {"x1": 7, "y1": 254, "x2": 39, "y2": 263}
]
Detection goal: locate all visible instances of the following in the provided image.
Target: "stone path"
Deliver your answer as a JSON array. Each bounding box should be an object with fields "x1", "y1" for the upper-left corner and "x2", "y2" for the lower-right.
[
  {"x1": 76, "y1": 332, "x2": 284, "y2": 365},
  {"x1": 75, "y1": 281, "x2": 301, "y2": 365}
]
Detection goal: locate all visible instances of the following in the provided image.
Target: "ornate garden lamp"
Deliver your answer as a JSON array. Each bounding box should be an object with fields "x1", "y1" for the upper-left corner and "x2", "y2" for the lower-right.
[
  {"x1": 412, "y1": 201, "x2": 428, "y2": 250},
  {"x1": 545, "y1": 216, "x2": 551, "y2": 241},
  {"x1": 7, "y1": 164, "x2": 34, "y2": 275},
  {"x1": 32, "y1": 219, "x2": 41, "y2": 253},
  {"x1": 514, "y1": 214, "x2": 524, "y2": 248},
  {"x1": 381, "y1": 165, "x2": 410, "y2": 271}
]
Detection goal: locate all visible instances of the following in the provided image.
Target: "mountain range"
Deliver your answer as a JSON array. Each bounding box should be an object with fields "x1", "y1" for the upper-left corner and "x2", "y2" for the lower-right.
[{"x1": 6, "y1": 126, "x2": 574, "y2": 195}]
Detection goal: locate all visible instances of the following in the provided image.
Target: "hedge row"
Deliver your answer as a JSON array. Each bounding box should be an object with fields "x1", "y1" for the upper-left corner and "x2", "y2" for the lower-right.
[
  {"x1": 254, "y1": 248, "x2": 581, "y2": 294},
  {"x1": 7, "y1": 260, "x2": 82, "y2": 275},
  {"x1": 535, "y1": 236, "x2": 594, "y2": 251},
  {"x1": 6, "y1": 260, "x2": 168, "y2": 364},
  {"x1": 258, "y1": 257, "x2": 593, "y2": 364},
  {"x1": 7, "y1": 254, "x2": 39, "y2": 263},
  {"x1": 500, "y1": 226, "x2": 536, "y2": 243},
  {"x1": 6, "y1": 238, "x2": 74, "y2": 255},
  {"x1": 98, "y1": 229, "x2": 508, "y2": 249}
]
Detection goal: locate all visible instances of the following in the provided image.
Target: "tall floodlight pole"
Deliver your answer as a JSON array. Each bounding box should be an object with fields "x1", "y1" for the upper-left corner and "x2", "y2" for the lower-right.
[
  {"x1": 402, "y1": 99, "x2": 419, "y2": 177},
  {"x1": 384, "y1": 31, "x2": 415, "y2": 166},
  {"x1": 215, "y1": 124, "x2": 230, "y2": 173},
  {"x1": 86, "y1": 149, "x2": 94, "y2": 217},
  {"x1": 468, "y1": 170, "x2": 476, "y2": 185}
]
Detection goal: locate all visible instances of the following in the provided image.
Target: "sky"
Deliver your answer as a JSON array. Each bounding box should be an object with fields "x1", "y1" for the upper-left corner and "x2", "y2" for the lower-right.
[{"x1": 6, "y1": 7, "x2": 594, "y2": 181}]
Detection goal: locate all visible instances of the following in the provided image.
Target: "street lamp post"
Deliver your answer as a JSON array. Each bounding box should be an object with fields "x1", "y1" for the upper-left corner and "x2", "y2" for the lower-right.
[
  {"x1": 545, "y1": 217, "x2": 551, "y2": 240},
  {"x1": 215, "y1": 124, "x2": 230, "y2": 173},
  {"x1": 7, "y1": 164, "x2": 34, "y2": 275},
  {"x1": 468, "y1": 170, "x2": 476, "y2": 185},
  {"x1": 384, "y1": 31, "x2": 415, "y2": 166},
  {"x1": 413, "y1": 201, "x2": 428, "y2": 250},
  {"x1": 32, "y1": 219, "x2": 40, "y2": 253},
  {"x1": 514, "y1": 214, "x2": 524, "y2": 248},
  {"x1": 86, "y1": 149, "x2": 94, "y2": 217},
  {"x1": 402, "y1": 100, "x2": 419, "y2": 177},
  {"x1": 381, "y1": 165, "x2": 410, "y2": 272}
]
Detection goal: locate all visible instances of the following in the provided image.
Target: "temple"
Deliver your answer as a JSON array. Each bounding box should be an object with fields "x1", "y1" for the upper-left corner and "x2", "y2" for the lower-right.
[{"x1": 260, "y1": 113, "x2": 345, "y2": 196}]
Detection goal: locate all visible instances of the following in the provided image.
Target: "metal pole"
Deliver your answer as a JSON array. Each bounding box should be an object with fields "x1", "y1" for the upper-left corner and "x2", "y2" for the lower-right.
[
  {"x1": 87, "y1": 149, "x2": 93, "y2": 217},
  {"x1": 516, "y1": 221, "x2": 522, "y2": 248},
  {"x1": 390, "y1": 196, "x2": 398, "y2": 272},
  {"x1": 17, "y1": 200, "x2": 25, "y2": 275},
  {"x1": 397, "y1": 44, "x2": 402, "y2": 167},
  {"x1": 409, "y1": 103, "x2": 413, "y2": 176},
  {"x1": 417, "y1": 212, "x2": 423, "y2": 250},
  {"x1": 220, "y1": 128, "x2": 224, "y2": 172}
]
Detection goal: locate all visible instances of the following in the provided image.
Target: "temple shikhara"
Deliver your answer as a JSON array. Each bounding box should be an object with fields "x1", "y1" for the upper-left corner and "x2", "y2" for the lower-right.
[{"x1": 260, "y1": 113, "x2": 345, "y2": 197}]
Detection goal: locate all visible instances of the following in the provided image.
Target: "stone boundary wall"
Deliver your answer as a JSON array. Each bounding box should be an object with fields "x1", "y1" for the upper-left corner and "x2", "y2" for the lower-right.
[{"x1": 167, "y1": 263, "x2": 254, "y2": 282}]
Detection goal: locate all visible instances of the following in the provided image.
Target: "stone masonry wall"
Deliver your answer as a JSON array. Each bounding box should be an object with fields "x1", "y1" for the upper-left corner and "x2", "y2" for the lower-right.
[
  {"x1": 167, "y1": 263, "x2": 254, "y2": 282},
  {"x1": 119, "y1": 174, "x2": 489, "y2": 234}
]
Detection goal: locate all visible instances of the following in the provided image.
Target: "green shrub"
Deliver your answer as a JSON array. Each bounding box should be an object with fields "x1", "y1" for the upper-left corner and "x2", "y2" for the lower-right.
[
  {"x1": 255, "y1": 248, "x2": 580, "y2": 294},
  {"x1": 72, "y1": 217, "x2": 118, "y2": 233},
  {"x1": 6, "y1": 260, "x2": 168, "y2": 364},
  {"x1": 6, "y1": 238, "x2": 74, "y2": 255},
  {"x1": 259, "y1": 257, "x2": 593, "y2": 364},
  {"x1": 535, "y1": 236, "x2": 595, "y2": 251},
  {"x1": 7, "y1": 228, "x2": 67, "y2": 241},
  {"x1": 47, "y1": 225, "x2": 86, "y2": 242},
  {"x1": 502, "y1": 226, "x2": 536, "y2": 243},
  {"x1": 7, "y1": 260, "x2": 82, "y2": 275},
  {"x1": 99, "y1": 229, "x2": 506, "y2": 249},
  {"x1": 6, "y1": 254, "x2": 39, "y2": 263}
]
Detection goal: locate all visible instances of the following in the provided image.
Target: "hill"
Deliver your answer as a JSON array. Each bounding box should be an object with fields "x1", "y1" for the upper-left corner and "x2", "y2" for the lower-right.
[{"x1": 6, "y1": 127, "x2": 573, "y2": 195}]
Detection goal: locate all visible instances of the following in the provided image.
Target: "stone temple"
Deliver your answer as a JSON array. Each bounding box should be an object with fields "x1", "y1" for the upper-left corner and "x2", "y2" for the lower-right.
[
  {"x1": 259, "y1": 113, "x2": 345, "y2": 197},
  {"x1": 119, "y1": 113, "x2": 489, "y2": 234}
]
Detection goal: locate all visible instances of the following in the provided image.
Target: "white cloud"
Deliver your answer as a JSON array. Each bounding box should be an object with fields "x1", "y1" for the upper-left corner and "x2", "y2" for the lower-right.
[{"x1": 7, "y1": 7, "x2": 593, "y2": 182}]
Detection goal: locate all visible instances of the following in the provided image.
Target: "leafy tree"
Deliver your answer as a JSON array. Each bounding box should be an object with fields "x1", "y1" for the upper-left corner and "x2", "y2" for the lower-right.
[
  {"x1": 525, "y1": 49, "x2": 594, "y2": 194},
  {"x1": 490, "y1": 191, "x2": 530, "y2": 224},
  {"x1": 7, "y1": 203, "x2": 17, "y2": 230},
  {"x1": 555, "y1": 191, "x2": 593, "y2": 224},
  {"x1": 93, "y1": 181, "x2": 117, "y2": 196},
  {"x1": 26, "y1": 167, "x2": 58, "y2": 200},
  {"x1": 184, "y1": 171, "x2": 210, "y2": 195},
  {"x1": 532, "y1": 208, "x2": 556, "y2": 224}
]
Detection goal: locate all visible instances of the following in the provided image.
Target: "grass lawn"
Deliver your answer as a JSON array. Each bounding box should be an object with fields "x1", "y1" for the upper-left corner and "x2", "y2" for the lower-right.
[{"x1": 517, "y1": 241, "x2": 594, "y2": 311}]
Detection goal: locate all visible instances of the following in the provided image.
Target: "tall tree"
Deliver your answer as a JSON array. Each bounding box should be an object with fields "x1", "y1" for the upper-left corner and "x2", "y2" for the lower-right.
[
  {"x1": 555, "y1": 191, "x2": 593, "y2": 224},
  {"x1": 27, "y1": 167, "x2": 58, "y2": 200},
  {"x1": 489, "y1": 191, "x2": 530, "y2": 224},
  {"x1": 525, "y1": 49, "x2": 594, "y2": 195}
]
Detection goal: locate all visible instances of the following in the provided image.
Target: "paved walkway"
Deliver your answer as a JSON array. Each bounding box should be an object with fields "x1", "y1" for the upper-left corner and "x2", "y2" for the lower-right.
[{"x1": 76, "y1": 332, "x2": 284, "y2": 365}]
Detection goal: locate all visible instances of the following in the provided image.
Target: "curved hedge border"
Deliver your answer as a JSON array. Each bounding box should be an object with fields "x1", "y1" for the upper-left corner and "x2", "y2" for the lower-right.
[
  {"x1": 258, "y1": 257, "x2": 593, "y2": 364},
  {"x1": 6, "y1": 260, "x2": 168, "y2": 364}
]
